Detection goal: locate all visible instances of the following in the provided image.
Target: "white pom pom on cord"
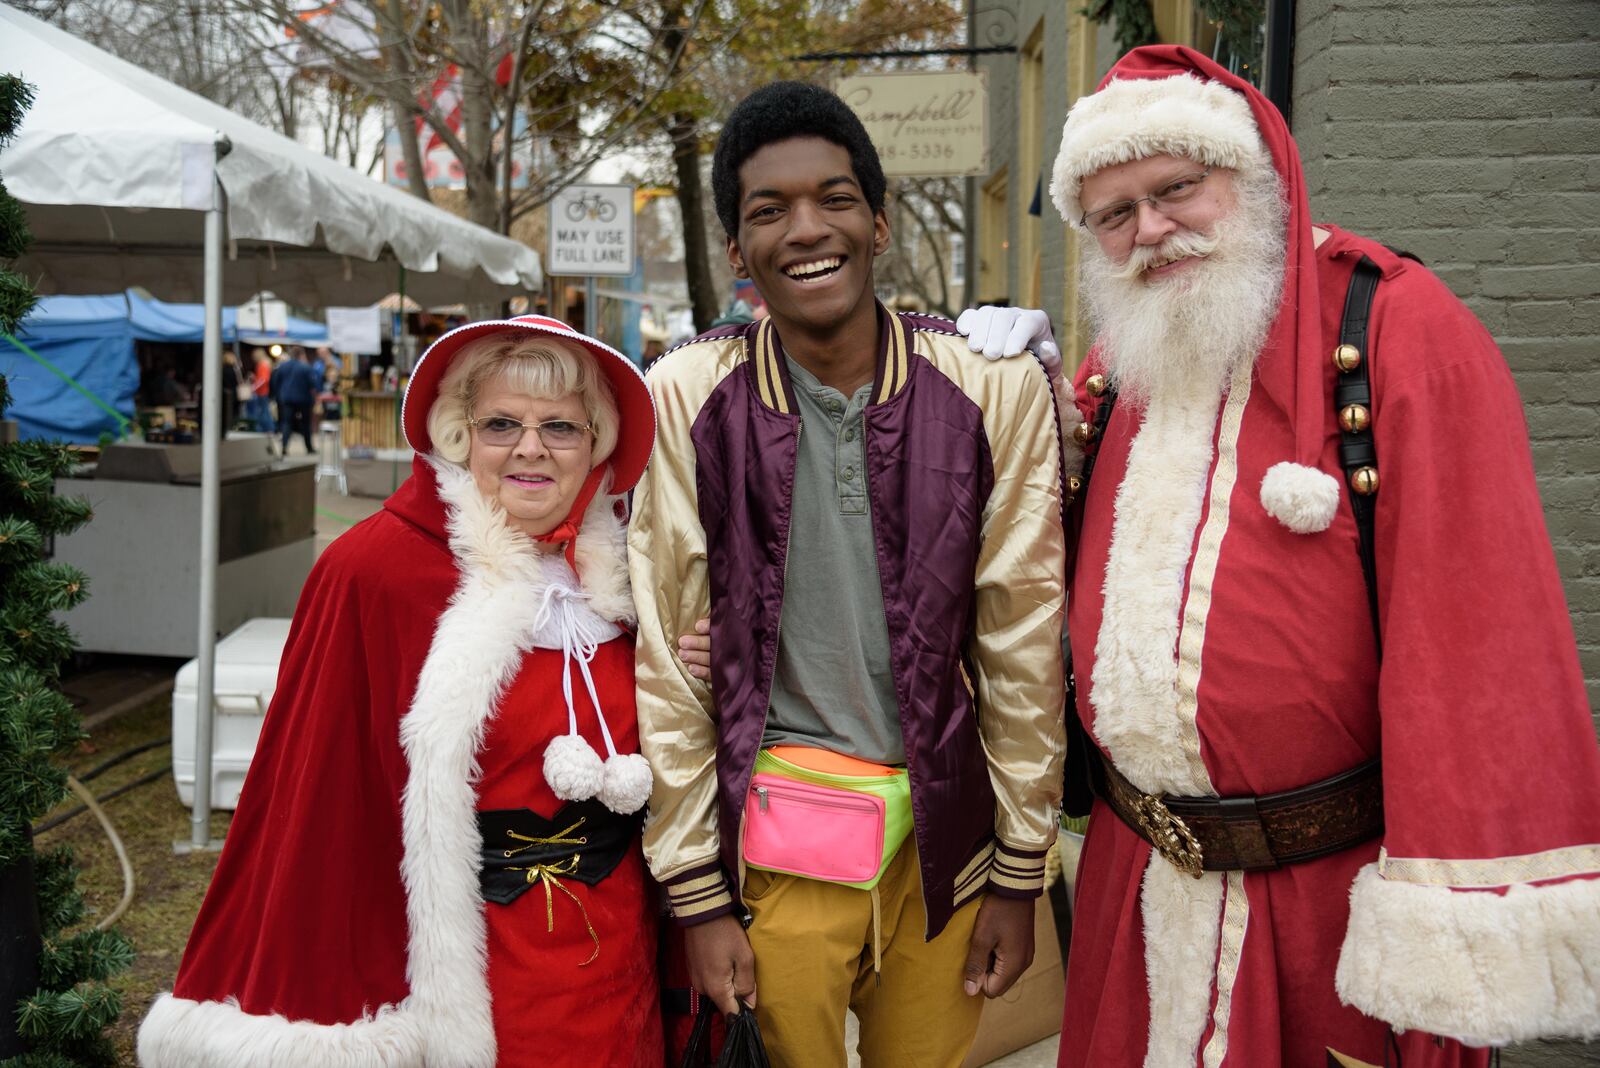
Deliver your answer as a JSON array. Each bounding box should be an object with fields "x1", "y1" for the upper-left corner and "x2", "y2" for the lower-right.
[
  {"x1": 1260, "y1": 462, "x2": 1341, "y2": 534},
  {"x1": 543, "y1": 733, "x2": 605, "y2": 801},
  {"x1": 598, "y1": 753, "x2": 653, "y2": 814}
]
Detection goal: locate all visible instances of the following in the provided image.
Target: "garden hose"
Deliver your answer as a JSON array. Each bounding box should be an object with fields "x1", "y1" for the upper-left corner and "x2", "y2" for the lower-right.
[{"x1": 64, "y1": 775, "x2": 135, "y2": 931}]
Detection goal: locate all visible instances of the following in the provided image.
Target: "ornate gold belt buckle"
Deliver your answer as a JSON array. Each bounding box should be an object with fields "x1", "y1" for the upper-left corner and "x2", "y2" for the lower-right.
[{"x1": 1133, "y1": 793, "x2": 1205, "y2": 879}]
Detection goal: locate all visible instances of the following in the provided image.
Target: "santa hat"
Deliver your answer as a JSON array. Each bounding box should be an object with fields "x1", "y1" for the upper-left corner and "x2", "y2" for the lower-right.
[
  {"x1": 402, "y1": 314, "x2": 657, "y2": 558},
  {"x1": 1051, "y1": 46, "x2": 1342, "y2": 534}
]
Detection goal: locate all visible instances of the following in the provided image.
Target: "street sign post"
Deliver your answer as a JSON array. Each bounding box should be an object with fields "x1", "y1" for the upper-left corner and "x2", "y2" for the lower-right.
[{"x1": 549, "y1": 184, "x2": 636, "y2": 336}]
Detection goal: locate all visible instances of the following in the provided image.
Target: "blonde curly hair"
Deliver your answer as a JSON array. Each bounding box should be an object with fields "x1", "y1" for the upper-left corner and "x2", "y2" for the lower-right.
[{"x1": 426, "y1": 333, "x2": 619, "y2": 469}]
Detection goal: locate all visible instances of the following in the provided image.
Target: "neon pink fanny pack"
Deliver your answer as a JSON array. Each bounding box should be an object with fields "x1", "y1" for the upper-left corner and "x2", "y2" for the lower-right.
[{"x1": 743, "y1": 773, "x2": 886, "y2": 885}]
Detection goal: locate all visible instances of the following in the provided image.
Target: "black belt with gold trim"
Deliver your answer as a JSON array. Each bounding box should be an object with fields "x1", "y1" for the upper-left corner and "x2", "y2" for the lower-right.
[
  {"x1": 1090, "y1": 749, "x2": 1384, "y2": 877},
  {"x1": 478, "y1": 799, "x2": 640, "y2": 905}
]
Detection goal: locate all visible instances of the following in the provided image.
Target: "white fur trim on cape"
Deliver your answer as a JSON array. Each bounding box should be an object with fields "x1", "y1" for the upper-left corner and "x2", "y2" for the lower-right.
[
  {"x1": 1051, "y1": 72, "x2": 1267, "y2": 226},
  {"x1": 138, "y1": 458, "x2": 638, "y2": 1068},
  {"x1": 1091, "y1": 380, "x2": 1222, "y2": 797},
  {"x1": 1336, "y1": 864, "x2": 1600, "y2": 1046},
  {"x1": 138, "y1": 996, "x2": 422, "y2": 1068},
  {"x1": 1260, "y1": 461, "x2": 1340, "y2": 534},
  {"x1": 1140, "y1": 858, "x2": 1225, "y2": 1068}
]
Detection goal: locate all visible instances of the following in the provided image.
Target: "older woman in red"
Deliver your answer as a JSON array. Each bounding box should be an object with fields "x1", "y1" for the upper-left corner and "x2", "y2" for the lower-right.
[{"x1": 140, "y1": 317, "x2": 663, "y2": 1067}]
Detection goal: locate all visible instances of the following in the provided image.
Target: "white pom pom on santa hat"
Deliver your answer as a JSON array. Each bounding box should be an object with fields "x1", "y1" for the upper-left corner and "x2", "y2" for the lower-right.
[
  {"x1": 1260, "y1": 462, "x2": 1340, "y2": 534},
  {"x1": 598, "y1": 753, "x2": 653, "y2": 814},
  {"x1": 543, "y1": 733, "x2": 605, "y2": 801}
]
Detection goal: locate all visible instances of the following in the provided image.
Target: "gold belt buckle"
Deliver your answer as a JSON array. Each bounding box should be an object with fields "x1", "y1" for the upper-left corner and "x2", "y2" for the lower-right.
[{"x1": 1133, "y1": 792, "x2": 1205, "y2": 879}]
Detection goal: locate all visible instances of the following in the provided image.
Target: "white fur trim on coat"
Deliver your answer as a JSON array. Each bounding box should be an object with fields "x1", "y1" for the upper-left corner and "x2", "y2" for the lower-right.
[
  {"x1": 1140, "y1": 858, "x2": 1225, "y2": 1068},
  {"x1": 1260, "y1": 461, "x2": 1340, "y2": 534},
  {"x1": 1091, "y1": 380, "x2": 1221, "y2": 797},
  {"x1": 138, "y1": 458, "x2": 636, "y2": 1068},
  {"x1": 1050, "y1": 72, "x2": 1267, "y2": 226},
  {"x1": 1336, "y1": 864, "x2": 1600, "y2": 1047}
]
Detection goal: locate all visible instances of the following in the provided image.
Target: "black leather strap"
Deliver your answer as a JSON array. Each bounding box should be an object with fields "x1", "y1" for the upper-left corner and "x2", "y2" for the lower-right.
[
  {"x1": 1064, "y1": 383, "x2": 1118, "y2": 819},
  {"x1": 1338, "y1": 256, "x2": 1383, "y2": 653}
]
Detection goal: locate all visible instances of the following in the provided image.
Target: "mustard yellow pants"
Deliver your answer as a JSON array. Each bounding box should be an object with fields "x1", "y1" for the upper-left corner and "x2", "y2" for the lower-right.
[{"x1": 743, "y1": 843, "x2": 985, "y2": 1068}]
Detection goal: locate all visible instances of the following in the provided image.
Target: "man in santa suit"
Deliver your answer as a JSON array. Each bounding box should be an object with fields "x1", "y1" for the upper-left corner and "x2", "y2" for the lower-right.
[{"x1": 1000, "y1": 44, "x2": 1600, "y2": 1068}]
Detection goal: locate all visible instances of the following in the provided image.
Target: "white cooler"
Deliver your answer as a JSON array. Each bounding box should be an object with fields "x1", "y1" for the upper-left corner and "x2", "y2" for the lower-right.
[{"x1": 171, "y1": 618, "x2": 292, "y2": 810}]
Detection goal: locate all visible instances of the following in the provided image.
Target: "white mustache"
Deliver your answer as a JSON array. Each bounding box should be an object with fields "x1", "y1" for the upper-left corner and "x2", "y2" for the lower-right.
[{"x1": 1110, "y1": 229, "x2": 1223, "y2": 282}]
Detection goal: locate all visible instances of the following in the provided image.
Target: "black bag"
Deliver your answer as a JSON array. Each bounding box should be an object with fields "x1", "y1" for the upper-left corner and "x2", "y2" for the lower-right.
[{"x1": 678, "y1": 1002, "x2": 770, "y2": 1068}]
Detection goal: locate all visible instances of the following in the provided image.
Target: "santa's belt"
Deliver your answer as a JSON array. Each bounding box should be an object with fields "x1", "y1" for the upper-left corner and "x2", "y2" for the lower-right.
[
  {"x1": 1090, "y1": 749, "x2": 1384, "y2": 878},
  {"x1": 478, "y1": 798, "x2": 640, "y2": 906}
]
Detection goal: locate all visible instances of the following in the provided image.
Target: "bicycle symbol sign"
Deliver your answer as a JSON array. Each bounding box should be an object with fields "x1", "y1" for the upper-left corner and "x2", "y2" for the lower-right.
[{"x1": 548, "y1": 184, "x2": 635, "y2": 277}]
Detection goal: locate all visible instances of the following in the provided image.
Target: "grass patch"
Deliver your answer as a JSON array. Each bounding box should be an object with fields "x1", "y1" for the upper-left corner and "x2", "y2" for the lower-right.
[{"x1": 32, "y1": 694, "x2": 232, "y2": 1063}]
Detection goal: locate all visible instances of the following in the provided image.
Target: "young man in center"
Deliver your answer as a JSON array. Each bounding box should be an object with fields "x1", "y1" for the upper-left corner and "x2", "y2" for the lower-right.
[{"x1": 630, "y1": 81, "x2": 1068, "y2": 1067}]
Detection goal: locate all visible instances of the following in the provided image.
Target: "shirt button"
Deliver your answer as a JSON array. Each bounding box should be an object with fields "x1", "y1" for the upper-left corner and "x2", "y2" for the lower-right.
[
  {"x1": 844, "y1": 429, "x2": 856, "y2": 442},
  {"x1": 843, "y1": 465, "x2": 855, "y2": 480}
]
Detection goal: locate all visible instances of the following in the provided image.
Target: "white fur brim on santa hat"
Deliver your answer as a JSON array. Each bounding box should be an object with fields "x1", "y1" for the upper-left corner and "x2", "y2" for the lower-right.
[{"x1": 1050, "y1": 72, "x2": 1269, "y2": 226}]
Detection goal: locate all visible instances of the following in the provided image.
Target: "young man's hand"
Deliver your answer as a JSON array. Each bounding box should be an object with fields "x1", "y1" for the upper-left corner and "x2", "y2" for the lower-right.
[
  {"x1": 956, "y1": 306, "x2": 1063, "y2": 380},
  {"x1": 962, "y1": 895, "x2": 1036, "y2": 998},
  {"x1": 684, "y1": 914, "x2": 757, "y2": 1015},
  {"x1": 677, "y1": 617, "x2": 711, "y2": 680}
]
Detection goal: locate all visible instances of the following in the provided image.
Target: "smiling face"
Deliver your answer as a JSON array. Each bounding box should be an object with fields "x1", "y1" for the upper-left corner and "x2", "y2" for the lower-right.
[
  {"x1": 466, "y1": 374, "x2": 595, "y2": 539},
  {"x1": 1078, "y1": 153, "x2": 1237, "y2": 282},
  {"x1": 727, "y1": 136, "x2": 889, "y2": 339}
]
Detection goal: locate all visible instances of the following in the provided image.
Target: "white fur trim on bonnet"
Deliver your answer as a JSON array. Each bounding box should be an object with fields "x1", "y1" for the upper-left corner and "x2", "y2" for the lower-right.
[{"x1": 1050, "y1": 72, "x2": 1269, "y2": 226}]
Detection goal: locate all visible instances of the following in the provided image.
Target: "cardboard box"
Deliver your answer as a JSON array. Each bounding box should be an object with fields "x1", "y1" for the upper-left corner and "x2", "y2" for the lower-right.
[{"x1": 960, "y1": 896, "x2": 1066, "y2": 1067}]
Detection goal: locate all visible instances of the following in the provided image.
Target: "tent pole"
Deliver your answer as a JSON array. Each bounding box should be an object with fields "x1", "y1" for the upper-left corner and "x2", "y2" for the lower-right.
[{"x1": 182, "y1": 174, "x2": 224, "y2": 854}]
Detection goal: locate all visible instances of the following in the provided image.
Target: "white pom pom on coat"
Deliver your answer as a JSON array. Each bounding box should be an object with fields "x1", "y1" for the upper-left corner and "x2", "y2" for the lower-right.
[
  {"x1": 1260, "y1": 462, "x2": 1341, "y2": 534},
  {"x1": 543, "y1": 733, "x2": 605, "y2": 801},
  {"x1": 598, "y1": 753, "x2": 653, "y2": 814}
]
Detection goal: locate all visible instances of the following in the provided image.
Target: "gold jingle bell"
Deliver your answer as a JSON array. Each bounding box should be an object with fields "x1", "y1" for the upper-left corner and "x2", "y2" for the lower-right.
[
  {"x1": 1339, "y1": 403, "x2": 1371, "y2": 433},
  {"x1": 1072, "y1": 421, "x2": 1098, "y2": 446},
  {"x1": 1350, "y1": 466, "x2": 1379, "y2": 495},
  {"x1": 1333, "y1": 344, "x2": 1362, "y2": 372},
  {"x1": 1086, "y1": 373, "x2": 1108, "y2": 397},
  {"x1": 1066, "y1": 474, "x2": 1084, "y2": 495}
]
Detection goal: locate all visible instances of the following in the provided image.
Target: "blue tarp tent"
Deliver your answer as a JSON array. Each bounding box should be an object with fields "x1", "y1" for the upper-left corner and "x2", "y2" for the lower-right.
[{"x1": 1, "y1": 290, "x2": 330, "y2": 443}]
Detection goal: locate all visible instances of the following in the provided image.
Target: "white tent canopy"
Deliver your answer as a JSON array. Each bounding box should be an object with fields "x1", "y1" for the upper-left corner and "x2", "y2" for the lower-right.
[
  {"x1": 0, "y1": 5, "x2": 548, "y2": 851},
  {"x1": 0, "y1": 5, "x2": 542, "y2": 306}
]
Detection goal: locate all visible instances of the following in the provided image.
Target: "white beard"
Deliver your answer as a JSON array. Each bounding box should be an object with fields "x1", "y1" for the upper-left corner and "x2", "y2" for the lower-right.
[{"x1": 1080, "y1": 168, "x2": 1288, "y2": 407}]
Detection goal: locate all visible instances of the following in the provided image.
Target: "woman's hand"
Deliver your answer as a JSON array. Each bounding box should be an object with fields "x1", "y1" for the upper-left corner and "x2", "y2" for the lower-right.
[{"x1": 678, "y1": 617, "x2": 711, "y2": 680}]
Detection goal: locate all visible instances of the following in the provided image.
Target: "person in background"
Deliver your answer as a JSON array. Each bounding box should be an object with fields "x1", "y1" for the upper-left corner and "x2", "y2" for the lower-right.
[
  {"x1": 220, "y1": 351, "x2": 240, "y2": 437},
  {"x1": 249, "y1": 348, "x2": 274, "y2": 436},
  {"x1": 275, "y1": 347, "x2": 318, "y2": 455}
]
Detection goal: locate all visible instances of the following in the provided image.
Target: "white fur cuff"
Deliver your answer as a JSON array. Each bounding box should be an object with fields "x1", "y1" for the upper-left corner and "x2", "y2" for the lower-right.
[
  {"x1": 1335, "y1": 864, "x2": 1600, "y2": 1046},
  {"x1": 1260, "y1": 462, "x2": 1340, "y2": 533},
  {"x1": 138, "y1": 993, "x2": 424, "y2": 1068}
]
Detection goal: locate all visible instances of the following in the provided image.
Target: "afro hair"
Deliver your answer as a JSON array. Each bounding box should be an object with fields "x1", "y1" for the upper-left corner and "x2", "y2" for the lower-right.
[{"x1": 711, "y1": 81, "x2": 887, "y2": 237}]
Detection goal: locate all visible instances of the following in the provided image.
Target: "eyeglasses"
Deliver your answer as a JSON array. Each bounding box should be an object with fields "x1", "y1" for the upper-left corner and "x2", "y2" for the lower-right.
[
  {"x1": 1080, "y1": 169, "x2": 1212, "y2": 235},
  {"x1": 467, "y1": 416, "x2": 595, "y2": 449}
]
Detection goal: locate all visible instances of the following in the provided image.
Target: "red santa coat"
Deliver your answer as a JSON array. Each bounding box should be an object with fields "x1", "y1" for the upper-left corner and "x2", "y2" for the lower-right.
[
  {"x1": 138, "y1": 456, "x2": 662, "y2": 1068},
  {"x1": 1059, "y1": 221, "x2": 1600, "y2": 1066}
]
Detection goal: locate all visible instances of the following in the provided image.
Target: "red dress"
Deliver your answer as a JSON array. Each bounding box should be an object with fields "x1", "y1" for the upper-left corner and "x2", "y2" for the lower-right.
[{"x1": 478, "y1": 640, "x2": 662, "y2": 1068}]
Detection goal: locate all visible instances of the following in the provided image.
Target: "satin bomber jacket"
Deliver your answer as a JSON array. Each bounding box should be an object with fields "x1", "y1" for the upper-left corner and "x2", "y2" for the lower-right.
[{"x1": 629, "y1": 306, "x2": 1069, "y2": 938}]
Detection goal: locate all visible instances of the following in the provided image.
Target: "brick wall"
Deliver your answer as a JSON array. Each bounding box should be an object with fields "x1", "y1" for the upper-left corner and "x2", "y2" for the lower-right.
[{"x1": 1294, "y1": 0, "x2": 1600, "y2": 724}]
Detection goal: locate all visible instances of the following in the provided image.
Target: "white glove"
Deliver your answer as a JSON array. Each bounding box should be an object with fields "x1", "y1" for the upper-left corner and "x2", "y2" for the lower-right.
[{"x1": 955, "y1": 306, "x2": 1063, "y2": 380}]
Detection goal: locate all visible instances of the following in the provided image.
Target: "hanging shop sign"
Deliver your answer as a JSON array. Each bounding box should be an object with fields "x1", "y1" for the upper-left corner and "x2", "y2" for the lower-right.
[
  {"x1": 548, "y1": 184, "x2": 636, "y2": 277},
  {"x1": 835, "y1": 70, "x2": 989, "y2": 178}
]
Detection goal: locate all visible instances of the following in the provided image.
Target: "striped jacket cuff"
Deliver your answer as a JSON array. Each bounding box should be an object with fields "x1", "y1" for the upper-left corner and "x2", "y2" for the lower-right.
[
  {"x1": 987, "y1": 840, "x2": 1049, "y2": 899},
  {"x1": 664, "y1": 860, "x2": 736, "y2": 926}
]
